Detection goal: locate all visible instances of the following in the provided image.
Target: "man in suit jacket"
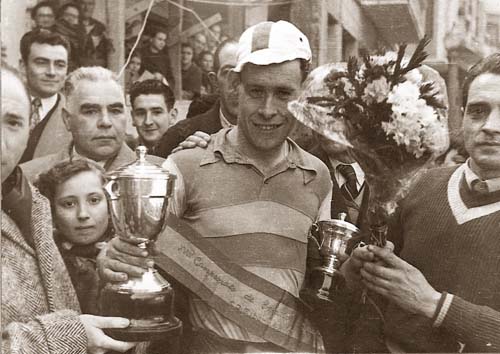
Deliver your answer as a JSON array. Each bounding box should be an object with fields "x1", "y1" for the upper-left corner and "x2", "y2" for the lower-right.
[
  {"x1": 155, "y1": 39, "x2": 239, "y2": 157},
  {"x1": 19, "y1": 29, "x2": 73, "y2": 163},
  {"x1": 1, "y1": 65, "x2": 134, "y2": 353},
  {"x1": 21, "y1": 66, "x2": 163, "y2": 183}
]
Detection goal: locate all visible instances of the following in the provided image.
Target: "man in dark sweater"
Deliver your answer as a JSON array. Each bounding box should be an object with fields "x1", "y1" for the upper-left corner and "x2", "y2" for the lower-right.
[{"x1": 343, "y1": 53, "x2": 500, "y2": 352}]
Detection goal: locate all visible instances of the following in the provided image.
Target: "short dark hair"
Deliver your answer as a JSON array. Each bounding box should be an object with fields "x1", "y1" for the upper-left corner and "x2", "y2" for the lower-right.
[
  {"x1": 20, "y1": 29, "x2": 70, "y2": 63},
  {"x1": 151, "y1": 29, "x2": 167, "y2": 38},
  {"x1": 36, "y1": 159, "x2": 106, "y2": 209},
  {"x1": 57, "y1": 2, "x2": 81, "y2": 19},
  {"x1": 462, "y1": 53, "x2": 500, "y2": 108},
  {"x1": 213, "y1": 38, "x2": 236, "y2": 72},
  {"x1": 181, "y1": 43, "x2": 193, "y2": 52},
  {"x1": 31, "y1": 1, "x2": 56, "y2": 20},
  {"x1": 130, "y1": 79, "x2": 175, "y2": 111}
]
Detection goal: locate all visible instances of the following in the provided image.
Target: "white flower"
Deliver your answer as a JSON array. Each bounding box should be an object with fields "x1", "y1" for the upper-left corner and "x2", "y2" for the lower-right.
[
  {"x1": 362, "y1": 77, "x2": 390, "y2": 104},
  {"x1": 404, "y1": 69, "x2": 423, "y2": 85}
]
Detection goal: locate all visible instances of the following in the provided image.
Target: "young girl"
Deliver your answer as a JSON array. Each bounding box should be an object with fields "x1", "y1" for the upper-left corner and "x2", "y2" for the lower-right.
[{"x1": 37, "y1": 159, "x2": 112, "y2": 315}]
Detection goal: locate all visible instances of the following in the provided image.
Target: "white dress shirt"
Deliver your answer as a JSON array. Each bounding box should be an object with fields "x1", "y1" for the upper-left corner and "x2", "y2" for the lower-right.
[{"x1": 31, "y1": 94, "x2": 58, "y2": 122}]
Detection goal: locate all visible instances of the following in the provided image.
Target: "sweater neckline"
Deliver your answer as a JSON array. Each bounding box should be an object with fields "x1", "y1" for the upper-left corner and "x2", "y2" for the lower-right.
[{"x1": 448, "y1": 164, "x2": 500, "y2": 225}]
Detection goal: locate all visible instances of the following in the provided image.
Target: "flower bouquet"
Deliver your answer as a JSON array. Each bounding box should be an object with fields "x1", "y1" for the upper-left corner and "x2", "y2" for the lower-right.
[{"x1": 289, "y1": 37, "x2": 449, "y2": 246}]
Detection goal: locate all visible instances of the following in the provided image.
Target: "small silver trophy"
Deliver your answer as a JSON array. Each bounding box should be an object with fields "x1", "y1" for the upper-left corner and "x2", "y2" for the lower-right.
[
  {"x1": 301, "y1": 213, "x2": 360, "y2": 302},
  {"x1": 99, "y1": 146, "x2": 181, "y2": 341}
]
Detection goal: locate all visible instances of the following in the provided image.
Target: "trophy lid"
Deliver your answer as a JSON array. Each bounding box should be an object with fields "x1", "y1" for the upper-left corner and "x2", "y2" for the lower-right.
[
  {"x1": 109, "y1": 146, "x2": 175, "y2": 180},
  {"x1": 323, "y1": 213, "x2": 360, "y2": 233}
]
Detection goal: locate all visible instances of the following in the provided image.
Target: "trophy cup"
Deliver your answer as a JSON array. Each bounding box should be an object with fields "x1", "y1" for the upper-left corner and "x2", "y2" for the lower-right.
[
  {"x1": 301, "y1": 213, "x2": 360, "y2": 302},
  {"x1": 99, "y1": 146, "x2": 182, "y2": 341}
]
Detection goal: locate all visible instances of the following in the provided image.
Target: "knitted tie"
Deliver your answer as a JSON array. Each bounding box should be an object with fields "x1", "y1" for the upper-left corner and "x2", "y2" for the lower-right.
[
  {"x1": 30, "y1": 97, "x2": 42, "y2": 131},
  {"x1": 337, "y1": 164, "x2": 360, "y2": 200}
]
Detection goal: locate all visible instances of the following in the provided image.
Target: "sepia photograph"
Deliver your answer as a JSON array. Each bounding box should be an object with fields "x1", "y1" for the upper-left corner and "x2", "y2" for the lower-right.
[{"x1": 1, "y1": 0, "x2": 500, "y2": 353}]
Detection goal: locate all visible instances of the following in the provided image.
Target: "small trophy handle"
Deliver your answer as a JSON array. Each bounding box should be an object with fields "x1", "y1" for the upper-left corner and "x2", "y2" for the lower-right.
[
  {"x1": 104, "y1": 178, "x2": 120, "y2": 200},
  {"x1": 308, "y1": 222, "x2": 322, "y2": 250}
]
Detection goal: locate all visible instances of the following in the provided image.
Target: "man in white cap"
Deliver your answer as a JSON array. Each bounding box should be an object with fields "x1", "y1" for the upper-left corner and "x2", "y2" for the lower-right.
[{"x1": 99, "y1": 21, "x2": 332, "y2": 353}]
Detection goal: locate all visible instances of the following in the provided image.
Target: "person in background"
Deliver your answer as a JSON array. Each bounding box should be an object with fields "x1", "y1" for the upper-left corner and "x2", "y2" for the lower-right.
[
  {"x1": 181, "y1": 43, "x2": 202, "y2": 100},
  {"x1": 343, "y1": 53, "x2": 500, "y2": 353},
  {"x1": 129, "y1": 79, "x2": 177, "y2": 155},
  {"x1": 19, "y1": 30, "x2": 72, "y2": 163},
  {"x1": 31, "y1": 1, "x2": 56, "y2": 31},
  {"x1": 79, "y1": 0, "x2": 113, "y2": 68},
  {"x1": 206, "y1": 23, "x2": 222, "y2": 53},
  {"x1": 54, "y1": 2, "x2": 83, "y2": 72},
  {"x1": 199, "y1": 50, "x2": 216, "y2": 95},
  {"x1": 156, "y1": 39, "x2": 239, "y2": 157},
  {"x1": 140, "y1": 29, "x2": 175, "y2": 88},
  {"x1": 20, "y1": 66, "x2": 164, "y2": 182},
  {"x1": 37, "y1": 159, "x2": 112, "y2": 315},
  {"x1": 191, "y1": 32, "x2": 207, "y2": 63},
  {"x1": 1, "y1": 65, "x2": 135, "y2": 354}
]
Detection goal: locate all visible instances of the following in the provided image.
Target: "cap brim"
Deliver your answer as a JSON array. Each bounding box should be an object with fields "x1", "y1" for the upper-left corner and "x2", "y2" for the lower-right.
[{"x1": 234, "y1": 48, "x2": 311, "y2": 72}]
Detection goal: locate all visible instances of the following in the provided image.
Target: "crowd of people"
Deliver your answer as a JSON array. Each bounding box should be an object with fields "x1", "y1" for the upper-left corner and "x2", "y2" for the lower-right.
[{"x1": 2, "y1": 9, "x2": 500, "y2": 354}]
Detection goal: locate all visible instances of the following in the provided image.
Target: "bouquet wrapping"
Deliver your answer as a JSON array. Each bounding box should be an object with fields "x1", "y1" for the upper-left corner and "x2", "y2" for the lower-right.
[{"x1": 289, "y1": 38, "x2": 450, "y2": 244}]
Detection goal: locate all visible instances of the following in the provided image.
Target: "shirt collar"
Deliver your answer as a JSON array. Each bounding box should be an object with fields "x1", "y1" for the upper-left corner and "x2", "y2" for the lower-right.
[
  {"x1": 464, "y1": 158, "x2": 500, "y2": 193},
  {"x1": 200, "y1": 128, "x2": 320, "y2": 184},
  {"x1": 31, "y1": 94, "x2": 58, "y2": 120},
  {"x1": 219, "y1": 108, "x2": 234, "y2": 129}
]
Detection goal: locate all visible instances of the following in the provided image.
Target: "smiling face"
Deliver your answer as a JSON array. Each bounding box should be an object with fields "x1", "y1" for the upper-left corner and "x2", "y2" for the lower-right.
[
  {"x1": 63, "y1": 79, "x2": 127, "y2": 161},
  {"x1": 54, "y1": 170, "x2": 109, "y2": 245},
  {"x1": 24, "y1": 42, "x2": 68, "y2": 98},
  {"x1": 235, "y1": 60, "x2": 302, "y2": 154},
  {"x1": 1, "y1": 70, "x2": 30, "y2": 183},
  {"x1": 132, "y1": 94, "x2": 176, "y2": 146},
  {"x1": 463, "y1": 73, "x2": 500, "y2": 179}
]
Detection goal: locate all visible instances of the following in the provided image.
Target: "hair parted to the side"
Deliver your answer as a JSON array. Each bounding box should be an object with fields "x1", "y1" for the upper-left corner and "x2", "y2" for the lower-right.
[
  {"x1": 64, "y1": 66, "x2": 119, "y2": 99},
  {"x1": 20, "y1": 29, "x2": 71, "y2": 63},
  {"x1": 462, "y1": 53, "x2": 500, "y2": 108},
  {"x1": 36, "y1": 159, "x2": 106, "y2": 208},
  {"x1": 129, "y1": 79, "x2": 175, "y2": 110}
]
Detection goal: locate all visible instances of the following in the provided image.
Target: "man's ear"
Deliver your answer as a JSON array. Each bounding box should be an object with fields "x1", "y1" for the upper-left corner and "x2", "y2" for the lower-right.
[
  {"x1": 169, "y1": 107, "x2": 178, "y2": 121},
  {"x1": 208, "y1": 72, "x2": 218, "y2": 90},
  {"x1": 62, "y1": 108, "x2": 72, "y2": 132}
]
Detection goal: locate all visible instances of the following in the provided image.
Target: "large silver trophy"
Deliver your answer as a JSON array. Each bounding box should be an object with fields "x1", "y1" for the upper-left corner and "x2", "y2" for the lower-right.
[
  {"x1": 100, "y1": 146, "x2": 181, "y2": 341},
  {"x1": 301, "y1": 213, "x2": 360, "y2": 302}
]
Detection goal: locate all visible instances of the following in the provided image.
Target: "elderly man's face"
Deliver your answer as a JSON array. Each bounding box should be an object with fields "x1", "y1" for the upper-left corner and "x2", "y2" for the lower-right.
[
  {"x1": 34, "y1": 6, "x2": 55, "y2": 29},
  {"x1": 236, "y1": 60, "x2": 302, "y2": 153},
  {"x1": 1, "y1": 71, "x2": 30, "y2": 182},
  {"x1": 24, "y1": 42, "x2": 68, "y2": 98},
  {"x1": 63, "y1": 79, "x2": 127, "y2": 162},
  {"x1": 464, "y1": 72, "x2": 500, "y2": 178}
]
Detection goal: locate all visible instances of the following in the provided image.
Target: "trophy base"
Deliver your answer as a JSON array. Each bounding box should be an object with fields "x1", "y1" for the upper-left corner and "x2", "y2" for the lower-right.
[
  {"x1": 300, "y1": 268, "x2": 346, "y2": 304},
  {"x1": 104, "y1": 316, "x2": 182, "y2": 342}
]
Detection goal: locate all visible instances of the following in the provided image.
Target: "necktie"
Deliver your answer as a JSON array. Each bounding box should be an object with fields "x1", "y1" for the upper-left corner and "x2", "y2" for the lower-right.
[
  {"x1": 30, "y1": 97, "x2": 42, "y2": 131},
  {"x1": 337, "y1": 164, "x2": 360, "y2": 201}
]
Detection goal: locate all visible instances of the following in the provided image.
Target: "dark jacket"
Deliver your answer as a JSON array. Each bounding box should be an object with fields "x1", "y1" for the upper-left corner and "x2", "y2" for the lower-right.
[{"x1": 155, "y1": 101, "x2": 223, "y2": 158}]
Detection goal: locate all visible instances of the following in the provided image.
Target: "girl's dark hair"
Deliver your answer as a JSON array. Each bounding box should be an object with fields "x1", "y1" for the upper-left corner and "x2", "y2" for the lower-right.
[{"x1": 36, "y1": 159, "x2": 106, "y2": 207}]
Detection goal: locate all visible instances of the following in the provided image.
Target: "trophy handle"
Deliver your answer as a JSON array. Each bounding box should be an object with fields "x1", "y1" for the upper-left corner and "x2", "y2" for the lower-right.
[
  {"x1": 104, "y1": 178, "x2": 120, "y2": 200},
  {"x1": 308, "y1": 222, "x2": 321, "y2": 250}
]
